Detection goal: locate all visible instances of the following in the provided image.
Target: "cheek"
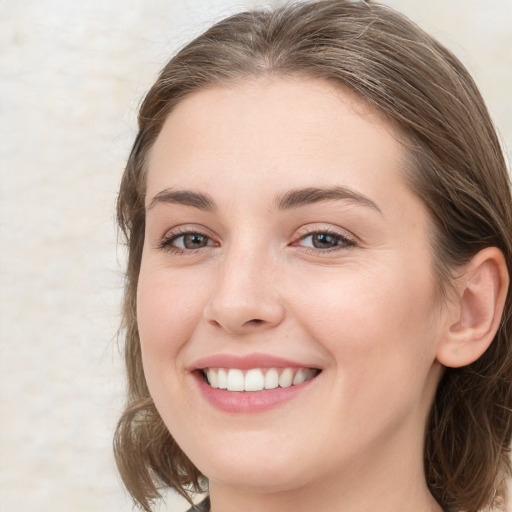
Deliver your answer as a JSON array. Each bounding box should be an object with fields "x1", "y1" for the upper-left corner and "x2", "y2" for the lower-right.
[
  {"x1": 136, "y1": 266, "x2": 216, "y2": 441},
  {"x1": 136, "y1": 266, "x2": 209, "y2": 382},
  {"x1": 294, "y1": 262, "x2": 440, "y2": 389}
]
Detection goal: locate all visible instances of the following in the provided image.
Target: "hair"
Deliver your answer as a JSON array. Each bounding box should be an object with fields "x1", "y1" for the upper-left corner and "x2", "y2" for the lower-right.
[{"x1": 114, "y1": 1, "x2": 512, "y2": 511}]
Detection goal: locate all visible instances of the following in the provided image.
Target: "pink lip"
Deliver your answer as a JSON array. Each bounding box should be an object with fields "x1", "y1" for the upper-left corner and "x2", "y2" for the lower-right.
[
  {"x1": 189, "y1": 353, "x2": 321, "y2": 414},
  {"x1": 191, "y1": 353, "x2": 315, "y2": 371},
  {"x1": 192, "y1": 372, "x2": 318, "y2": 413}
]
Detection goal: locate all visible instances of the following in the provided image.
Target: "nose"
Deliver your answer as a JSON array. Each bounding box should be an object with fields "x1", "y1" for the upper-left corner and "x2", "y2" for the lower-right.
[{"x1": 203, "y1": 246, "x2": 285, "y2": 335}]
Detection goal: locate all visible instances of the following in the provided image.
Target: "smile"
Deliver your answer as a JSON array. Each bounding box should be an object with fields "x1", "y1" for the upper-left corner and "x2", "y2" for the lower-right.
[
  {"x1": 191, "y1": 354, "x2": 322, "y2": 412},
  {"x1": 203, "y1": 367, "x2": 319, "y2": 392}
]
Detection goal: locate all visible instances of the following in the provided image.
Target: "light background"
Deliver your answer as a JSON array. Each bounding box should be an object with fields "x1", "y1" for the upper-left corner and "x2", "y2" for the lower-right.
[{"x1": 0, "y1": 1, "x2": 510, "y2": 511}]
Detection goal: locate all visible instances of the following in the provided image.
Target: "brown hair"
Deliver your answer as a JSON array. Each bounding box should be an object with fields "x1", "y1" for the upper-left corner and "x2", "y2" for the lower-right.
[{"x1": 114, "y1": 1, "x2": 512, "y2": 511}]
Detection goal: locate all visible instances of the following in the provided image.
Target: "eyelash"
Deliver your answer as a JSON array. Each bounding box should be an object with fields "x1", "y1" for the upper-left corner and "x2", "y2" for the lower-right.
[
  {"x1": 293, "y1": 227, "x2": 356, "y2": 254},
  {"x1": 157, "y1": 227, "x2": 356, "y2": 255},
  {"x1": 157, "y1": 227, "x2": 216, "y2": 255}
]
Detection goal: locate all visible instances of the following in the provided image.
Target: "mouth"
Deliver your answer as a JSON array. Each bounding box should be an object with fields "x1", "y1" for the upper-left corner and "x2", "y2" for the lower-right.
[{"x1": 200, "y1": 367, "x2": 321, "y2": 392}]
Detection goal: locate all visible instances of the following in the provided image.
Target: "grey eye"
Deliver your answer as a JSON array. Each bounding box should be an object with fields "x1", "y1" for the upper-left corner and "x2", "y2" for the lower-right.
[{"x1": 175, "y1": 233, "x2": 211, "y2": 249}]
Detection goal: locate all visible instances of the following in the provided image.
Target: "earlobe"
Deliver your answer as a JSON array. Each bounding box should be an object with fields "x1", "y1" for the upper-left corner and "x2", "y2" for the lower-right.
[{"x1": 436, "y1": 247, "x2": 509, "y2": 368}]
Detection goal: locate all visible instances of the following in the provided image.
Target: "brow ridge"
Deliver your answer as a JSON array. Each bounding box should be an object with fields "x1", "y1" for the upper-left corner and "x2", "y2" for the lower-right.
[
  {"x1": 148, "y1": 186, "x2": 380, "y2": 214},
  {"x1": 274, "y1": 186, "x2": 381, "y2": 213},
  {"x1": 148, "y1": 189, "x2": 216, "y2": 211}
]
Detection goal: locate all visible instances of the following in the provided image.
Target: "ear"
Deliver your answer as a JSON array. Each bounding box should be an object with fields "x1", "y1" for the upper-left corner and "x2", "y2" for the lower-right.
[{"x1": 436, "y1": 247, "x2": 509, "y2": 368}]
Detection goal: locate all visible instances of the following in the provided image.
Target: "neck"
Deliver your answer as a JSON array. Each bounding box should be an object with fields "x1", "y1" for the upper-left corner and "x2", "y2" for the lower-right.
[
  {"x1": 209, "y1": 473, "x2": 441, "y2": 512},
  {"x1": 208, "y1": 421, "x2": 443, "y2": 512}
]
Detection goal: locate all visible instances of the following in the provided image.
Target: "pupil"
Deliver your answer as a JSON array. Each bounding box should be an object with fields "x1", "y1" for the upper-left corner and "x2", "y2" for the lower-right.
[
  {"x1": 313, "y1": 233, "x2": 338, "y2": 248},
  {"x1": 184, "y1": 234, "x2": 207, "y2": 249}
]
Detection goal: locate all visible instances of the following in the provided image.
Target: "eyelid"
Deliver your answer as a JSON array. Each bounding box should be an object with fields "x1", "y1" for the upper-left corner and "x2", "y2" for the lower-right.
[
  {"x1": 291, "y1": 224, "x2": 357, "y2": 252},
  {"x1": 294, "y1": 224, "x2": 356, "y2": 242},
  {"x1": 156, "y1": 224, "x2": 219, "y2": 253},
  {"x1": 155, "y1": 223, "x2": 357, "y2": 254}
]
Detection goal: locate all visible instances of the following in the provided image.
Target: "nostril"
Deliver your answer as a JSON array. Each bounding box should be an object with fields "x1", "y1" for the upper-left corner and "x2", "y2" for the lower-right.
[{"x1": 247, "y1": 319, "x2": 264, "y2": 325}]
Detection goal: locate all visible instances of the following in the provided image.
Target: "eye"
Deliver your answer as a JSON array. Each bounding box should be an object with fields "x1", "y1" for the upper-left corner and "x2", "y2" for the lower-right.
[
  {"x1": 173, "y1": 233, "x2": 212, "y2": 249},
  {"x1": 296, "y1": 230, "x2": 355, "y2": 251},
  {"x1": 158, "y1": 230, "x2": 217, "y2": 253}
]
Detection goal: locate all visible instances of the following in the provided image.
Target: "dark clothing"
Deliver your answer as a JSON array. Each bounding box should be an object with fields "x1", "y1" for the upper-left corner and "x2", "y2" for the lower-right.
[{"x1": 186, "y1": 496, "x2": 210, "y2": 512}]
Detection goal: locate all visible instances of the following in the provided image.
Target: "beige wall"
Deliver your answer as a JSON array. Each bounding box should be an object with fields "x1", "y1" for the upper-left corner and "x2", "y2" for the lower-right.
[{"x1": 0, "y1": 1, "x2": 510, "y2": 511}]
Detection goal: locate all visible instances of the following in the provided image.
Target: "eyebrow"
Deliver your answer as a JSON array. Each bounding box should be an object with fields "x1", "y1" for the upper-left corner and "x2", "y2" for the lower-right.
[
  {"x1": 148, "y1": 189, "x2": 216, "y2": 211},
  {"x1": 147, "y1": 185, "x2": 381, "y2": 214},
  {"x1": 274, "y1": 186, "x2": 382, "y2": 213}
]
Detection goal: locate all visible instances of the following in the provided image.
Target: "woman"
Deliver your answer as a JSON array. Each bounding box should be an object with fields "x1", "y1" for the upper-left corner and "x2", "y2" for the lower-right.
[{"x1": 114, "y1": 1, "x2": 512, "y2": 511}]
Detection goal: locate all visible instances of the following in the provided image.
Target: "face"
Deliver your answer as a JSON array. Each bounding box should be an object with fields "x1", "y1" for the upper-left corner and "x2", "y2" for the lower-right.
[{"x1": 137, "y1": 78, "x2": 446, "y2": 497}]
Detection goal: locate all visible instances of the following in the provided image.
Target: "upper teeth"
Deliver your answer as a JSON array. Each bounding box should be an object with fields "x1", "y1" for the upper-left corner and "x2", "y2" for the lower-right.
[{"x1": 204, "y1": 367, "x2": 317, "y2": 392}]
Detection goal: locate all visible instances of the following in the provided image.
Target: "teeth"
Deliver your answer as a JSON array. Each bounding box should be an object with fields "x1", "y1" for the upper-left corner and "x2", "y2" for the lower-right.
[
  {"x1": 206, "y1": 368, "x2": 218, "y2": 388},
  {"x1": 217, "y1": 368, "x2": 228, "y2": 389},
  {"x1": 264, "y1": 368, "x2": 279, "y2": 389},
  {"x1": 292, "y1": 369, "x2": 308, "y2": 385},
  {"x1": 245, "y1": 369, "x2": 265, "y2": 391},
  {"x1": 204, "y1": 367, "x2": 318, "y2": 391},
  {"x1": 227, "y1": 369, "x2": 244, "y2": 391},
  {"x1": 278, "y1": 368, "x2": 293, "y2": 388}
]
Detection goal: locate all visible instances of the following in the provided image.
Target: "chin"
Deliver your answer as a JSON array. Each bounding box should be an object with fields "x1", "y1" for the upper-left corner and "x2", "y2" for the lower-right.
[
  {"x1": 187, "y1": 435, "x2": 313, "y2": 493},
  {"x1": 204, "y1": 462, "x2": 308, "y2": 494}
]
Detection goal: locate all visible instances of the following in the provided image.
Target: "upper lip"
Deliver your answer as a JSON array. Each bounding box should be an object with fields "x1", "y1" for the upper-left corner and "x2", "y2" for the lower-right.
[{"x1": 190, "y1": 353, "x2": 321, "y2": 371}]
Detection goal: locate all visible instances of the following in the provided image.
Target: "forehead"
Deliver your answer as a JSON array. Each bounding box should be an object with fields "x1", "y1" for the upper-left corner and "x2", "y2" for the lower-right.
[{"x1": 146, "y1": 77, "x2": 410, "y2": 211}]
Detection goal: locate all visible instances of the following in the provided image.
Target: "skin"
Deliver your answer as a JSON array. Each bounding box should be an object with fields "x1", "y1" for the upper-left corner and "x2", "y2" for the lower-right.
[{"x1": 137, "y1": 77, "x2": 448, "y2": 512}]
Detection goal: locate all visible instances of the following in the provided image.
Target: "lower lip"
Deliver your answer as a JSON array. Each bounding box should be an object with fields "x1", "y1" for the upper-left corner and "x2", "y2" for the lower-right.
[{"x1": 193, "y1": 371, "x2": 318, "y2": 413}]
